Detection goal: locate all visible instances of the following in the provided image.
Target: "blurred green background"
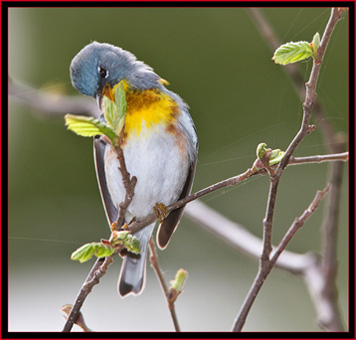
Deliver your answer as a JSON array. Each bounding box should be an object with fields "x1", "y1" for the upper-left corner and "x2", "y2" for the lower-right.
[{"x1": 8, "y1": 7, "x2": 348, "y2": 332}]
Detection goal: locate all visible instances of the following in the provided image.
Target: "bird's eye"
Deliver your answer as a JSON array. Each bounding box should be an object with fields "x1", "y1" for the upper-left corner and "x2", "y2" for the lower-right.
[{"x1": 98, "y1": 67, "x2": 108, "y2": 79}]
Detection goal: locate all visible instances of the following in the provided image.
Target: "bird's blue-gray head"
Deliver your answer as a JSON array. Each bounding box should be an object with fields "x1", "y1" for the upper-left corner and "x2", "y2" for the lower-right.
[{"x1": 70, "y1": 41, "x2": 161, "y2": 102}]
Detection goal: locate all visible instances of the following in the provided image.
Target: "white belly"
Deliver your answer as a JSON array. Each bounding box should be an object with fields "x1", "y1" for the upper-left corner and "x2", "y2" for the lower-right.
[{"x1": 104, "y1": 123, "x2": 189, "y2": 219}]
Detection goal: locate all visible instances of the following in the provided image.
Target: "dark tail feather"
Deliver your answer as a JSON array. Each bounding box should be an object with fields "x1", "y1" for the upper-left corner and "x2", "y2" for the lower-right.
[{"x1": 118, "y1": 224, "x2": 154, "y2": 296}]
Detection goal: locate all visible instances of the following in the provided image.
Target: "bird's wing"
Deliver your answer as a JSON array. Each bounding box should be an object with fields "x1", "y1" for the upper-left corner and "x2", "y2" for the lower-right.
[
  {"x1": 157, "y1": 149, "x2": 198, "y2": 249},
  {"x1": 93, "y1": 136, "x2": 118, "y2": 226}
]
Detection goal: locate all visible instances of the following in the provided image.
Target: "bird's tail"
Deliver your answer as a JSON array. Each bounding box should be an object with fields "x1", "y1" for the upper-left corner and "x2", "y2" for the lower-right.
[{"x1": 118, "y1": 223, "x2": 155, "y2": 296}]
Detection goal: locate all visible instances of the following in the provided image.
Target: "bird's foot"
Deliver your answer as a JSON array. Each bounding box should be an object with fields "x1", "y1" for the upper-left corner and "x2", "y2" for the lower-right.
[
  {"x1": 110, "y1": 221, "x2": 118, "y2": 232},
  {"x1": 111, "y1": 217, "x2": 136, "y2": 232},
  {"x1": 154, "y1": 202, "x2": 168, "y2": 223}
]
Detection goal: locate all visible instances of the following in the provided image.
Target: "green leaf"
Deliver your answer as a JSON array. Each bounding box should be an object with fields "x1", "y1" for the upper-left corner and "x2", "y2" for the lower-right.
[
  {"x1": 110, "y1": 230, "x2": 130, "y2": 243},
  {"x1": 110, "y1": 230, "x2": 141, "y2": 254},
  {"x1": 95, "y1": 244, "x2": 116, "y2": 258},
  {"x1": 124, "y1": 235, "x2": 141, "y2": 254},
  {"x1": 255, "y1": 143, "x2": 285, "y2": 166},
  {"x1": 102, "y1": 81, "x2": 127, "y2": 136},
  {"x1": 272, "y1": 41, "x2": 313, "y2": 65},
  {"x1": 256, "y1": 143, "x2": 268, "y2": 159},
  {"x1": 269, "y1": 150, "x2": 285, "y2": 166},
  {"x1": 71, "y1": 243, "x2": 100, "y2": 263},
  {"x1": 102, "y1": 96, "x2": 118, "y2": 130},
  {"x1": 71, "y1": 242, "x2": 116, "y2": 263},
  {"x1": 64, "y1": 114, "x2": 118, "y2": 146},
  {"x1": 115, "y1": 81, "x2": 127, "y2": 125}
]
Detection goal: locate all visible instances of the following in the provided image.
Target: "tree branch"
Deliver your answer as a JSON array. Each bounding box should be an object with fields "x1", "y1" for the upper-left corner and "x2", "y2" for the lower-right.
[
  {"x1": 62, "y1": 256, "x2": 114, "y2": 332},
  {"x1": 232, "y1": 184, "x2": 331, "y2": 331},
  {"x1": 63, "y1": 122, "x2": 137, "y2": 332},
  {"x1": 289, "y1": 152, "x2": 348, "y2": 165},
  {"x1": 127, "y1": 149, "x2": 348, "y2": 237},
  {"x1": 110, "y1": 130, "x2": 138, "y2": 230},
  {"x1": 148, "y1": 239, "x2": 181, "y2": 332},
  {"x1": 277, "y1": 8, "x2": 346, "y2": 174},
  {"x1": 248, "y1": 7, "x2": 348, "y2": 332},
  {"x1": 185, "y1": 199, "x2": 347, "y2": 332},
  {"x1": 230, "y1": 8, "x2": 347, "y2": 332},
  {"x1": 247, "y1": 7, "x2": 346, "y2": 152}
]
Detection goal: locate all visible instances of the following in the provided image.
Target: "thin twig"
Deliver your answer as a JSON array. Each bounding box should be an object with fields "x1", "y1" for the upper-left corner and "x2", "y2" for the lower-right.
[
  {"x1": 61, "y1": 304, "x2": 92, "y2": 332},
  {"x1": 128, "y1": 149, "x2": 348, "y2": 236},
  {"x1": 110, "y1": 130, "x2": 138, "y2": 230},
  {"x1": 248, "y1": 7, "x2": 348, "y2": 332},
  {"x1": 63, "y1": 117, "x2": 137, "y2": 333},
  {"x1": 128, "y1": 166, "x2": 262, "y2": 235},
  {"x1": 276, "y1": 8, "x2": 346, "y2": 175},
  {"x1": 59, "y1": 132, "x2": 347, "y2": 333},
  {"x1": 62, "y1": 256, "x2": 114, "y2": 332},
  {"x1": 61, "y1": 143, "x2": 347, "y2": 332},
  {"x1": 270, "y1": 184, "x2": 331, "y2": 267},
  {"x1": 232, "y1": 184, "x2": 331, "y2": 331},
  {"x1": 247, "y1": 7, "x2": 344, "y2": 149},
  {"x1": 231, "y1": 8, "x2": 347, "y2": 332},
  {"x1": 148, "y1": 239, "x2": 181, "y2": 332},
  {"x1": 290, "y1": 152, "x2": 348, "y2": 165},
  {"x1": 185, "y1": 200, "x2": 347, "y2": 332}
]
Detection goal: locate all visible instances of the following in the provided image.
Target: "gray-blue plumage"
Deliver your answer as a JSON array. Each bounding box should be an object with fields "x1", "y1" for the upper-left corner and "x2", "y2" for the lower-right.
[{"x1": 70, "y1": 41, "x2": 162, "y2": 96}]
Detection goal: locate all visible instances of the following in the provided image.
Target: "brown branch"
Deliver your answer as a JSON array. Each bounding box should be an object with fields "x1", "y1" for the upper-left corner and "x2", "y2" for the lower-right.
[
  {"x1": 277, "y1": 8, "x2": 346, "y2": 174},
  {"x1": 248, "y1": 7, "x2": 348, "y2": 332},
  {"x1": 60, "y1": 148, "x2": 347, "y2": 332},
  {"x1": 62, "y1": 256, "x2": 114, "y2": 332},
  {"x1": 110, "y1": 130, "x2": 137, "y2": 230},
  {"x1": 289, "y1": 152, "x2": 348, "y2": 165},
  {"x1": 249, "y1": 7, "x2": 348, "y2": 175},
  {"x1": 271, "y1": 185, "x2": 332, "y2": 266},
  {"x1": 185, "y1": 201, "x2": 347, "y2": 332},
  {"x1": 247, "y1": 7, "x2": 344, "y2": 149},
  {"x1": 230, "y1": 8, "x2": 347, "y2": 332},
  {"x1": 232, "y1": 184, "x2": 331, "y2": 332},
  {"x1": 128, "y1": 149, "x2": 348, "y2": 236},
  {"x1": 61, "y1": 304, "x2": 92, "y2": 332},
  {"x1": 148, "y1": 239, "x2": 181, "y2": 332},
  {"x1": 128, "y1": 166, "x2": 263, "y2": 235},
  {"x1": 63, "y1": 123, "x2": 137, "y2": 333}
]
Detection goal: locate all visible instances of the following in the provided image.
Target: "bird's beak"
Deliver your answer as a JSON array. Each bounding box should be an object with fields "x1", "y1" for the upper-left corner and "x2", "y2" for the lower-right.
[
  {"x1": 96, "y1": 84, "x2": 114, "y2": 111},
  {"x1": 96, "y1": 92, "x2": 103, "y2": 110}
]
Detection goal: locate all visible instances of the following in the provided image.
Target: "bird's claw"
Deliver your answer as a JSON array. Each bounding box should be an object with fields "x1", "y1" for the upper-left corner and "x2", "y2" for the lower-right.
[{"x1": 154, "y1": 203, "x2": 168, "y2": 223}]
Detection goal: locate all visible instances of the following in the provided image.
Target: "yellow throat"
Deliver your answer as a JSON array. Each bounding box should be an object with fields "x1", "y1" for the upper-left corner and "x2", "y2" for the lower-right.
[{"x1": 119, "y1": 80, "x2": 179, "y2": 138}]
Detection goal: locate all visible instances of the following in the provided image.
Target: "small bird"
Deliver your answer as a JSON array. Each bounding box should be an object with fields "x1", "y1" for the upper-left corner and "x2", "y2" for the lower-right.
[{"x1": 70, "y1": 41, "x2": 198, "y2": 296}]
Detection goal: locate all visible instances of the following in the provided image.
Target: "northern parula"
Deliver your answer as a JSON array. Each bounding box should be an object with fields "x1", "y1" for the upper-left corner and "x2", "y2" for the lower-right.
[{"x1": 70, "y1": 42, "x2": 198, "y2": 296}]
